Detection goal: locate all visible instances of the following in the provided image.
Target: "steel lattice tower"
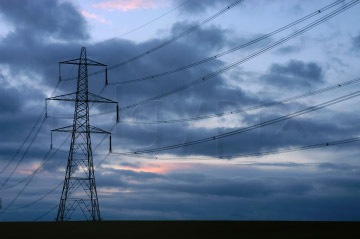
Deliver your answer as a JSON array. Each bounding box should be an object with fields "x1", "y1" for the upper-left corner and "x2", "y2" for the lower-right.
[{"x1": 46, "y1": 47, "x2": 118, "y2": 221}]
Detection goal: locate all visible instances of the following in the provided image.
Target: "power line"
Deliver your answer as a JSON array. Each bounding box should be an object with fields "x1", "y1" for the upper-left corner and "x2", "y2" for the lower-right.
[
  {"x1": 87, "y1": 0, "x2": 192, "y2": 48},
  {"x1": 115, "y1": 77, "x2": 360, "y2": 124},
  {"x1": 61, "y1": 0, "x2": 245, "y2": 81},
  {"x1": 0, "y1": 123, "x2": 117, "y2": 215},
  {"x1": 0, "y1": 70, "x2": 69, "y2": 189},
  {"x1": 0, "y1": 148, "x2": 52, "y2": 215},
  {"x1": 0, "y1": 175, "x2": 32, "y2": 190},
  {"x1": 0, "y1": 81, "x2": 62, "y2": 174},
  {"x1": 6, "y1": 182, "x2": 62, "y2": 211},
  {"x1": 219, "y1": 137, "x2": 360, "y2": 159},
  {"x1": 110, "y1": 136, "x2": 360, "y2": 160},
  {"x1": 4, "y1": 0, "x2": 358, "y2": 221},
  {"x1": 8, "y1": 88, "x2": 359, "y2": 215},
  {"x1": 0, "y1": 111, "x2": 45, "y2": 174},
  {"x1": 0, "y1": 64, "x2": 116, "y2": 193},
  {"x1": 0, "y1": 117, "x2": 47, "y2": 189},
  {"x1": 110, "y1": 90, "x2": 360, "y2": 155},
  {"x1": 13, "y1": 116, "x2": 360, "y2": 215},
  {"x1": 33, "y1": 204, "x2": 58, "y2": 222},
  {"x1": 31, "y1": 135, "x2": 360, "y2": 221},
  {"x1": 46, "y1": 77, "x2": 360, "y2": 123},
  {"x1": 108, "y1": 0, "x2": 344, "y2": 86},
  {"x1": 115, "y1": 1, "x2": 360, "y2": 112},
  {"x1": 0, "y1": 139, "x2": 69, "y2": 191}
]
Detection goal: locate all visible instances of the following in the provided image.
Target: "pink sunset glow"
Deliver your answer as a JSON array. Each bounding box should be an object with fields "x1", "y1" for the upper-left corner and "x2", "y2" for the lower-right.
[
  {"x1": 80, "y1": 10, "x2": 107, "y2": 23},
  {"x1": 17, "y1": 164, "x2": 40, "y2": 175},
  {"x1": 107, "y1": 162, "x2": 193, "y2": 174},
  {"x1": 93, "y1": 0, "x2": 164, "y2": 11}
]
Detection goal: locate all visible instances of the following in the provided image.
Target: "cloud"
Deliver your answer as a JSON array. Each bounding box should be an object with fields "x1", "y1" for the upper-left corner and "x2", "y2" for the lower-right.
[
  {"x1": 0, "y1": 0, "x2": 88, "y2": 40},
  {"x1": 1, "y1": 0, "x2": 360, "y2": 222},
  {"x1": 261, "y1": 60, "x2": 324, "y2": 90},
  {"x1": 93, "y1": 0, "x2": 162, "y2": 11}
]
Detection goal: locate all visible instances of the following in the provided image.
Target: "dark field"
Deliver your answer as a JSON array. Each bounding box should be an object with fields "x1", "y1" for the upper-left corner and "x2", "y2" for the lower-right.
[{"x1": 0, "y1": 221, "x2": 359, "y2": 238}]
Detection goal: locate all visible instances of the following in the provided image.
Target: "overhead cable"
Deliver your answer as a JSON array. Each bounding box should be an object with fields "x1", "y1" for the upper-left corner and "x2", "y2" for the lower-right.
[
  {"x1": 110, "y1": 90, "x2": 360, "y2": 155},
  {"x1": 109, "y1": 0, "x2": 344, "y2": 86},
  {"x1": 116, "y1": 1, "x2": 360, "y2": 112},
  {"x1": 62, "y1": 0, "x2": 245, "y2": 81}
]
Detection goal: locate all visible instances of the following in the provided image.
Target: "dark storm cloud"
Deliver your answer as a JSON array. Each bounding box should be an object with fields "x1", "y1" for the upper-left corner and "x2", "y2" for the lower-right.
[
  {"x1": 0, "y1": 0, "x2": 88, "y2": 40},
  {"x1": 94, "y1": 167, "x2": 360, "y2": 220},
  {"x1": 4, "y1": 162, "x2": 360, "y2": 221},
  {"x1": 0, "y1": 0, "x2": 88, "y2": 163},
  {"x1": 0, "y1": 0, "x2": 88, "y2": 97},
  {"x1": 261, "y1": 60, "x2": 324, "y2": 90}
]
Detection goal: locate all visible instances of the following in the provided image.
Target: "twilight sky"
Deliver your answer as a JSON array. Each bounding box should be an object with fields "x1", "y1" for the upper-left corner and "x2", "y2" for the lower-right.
[{"x1": 1, "y1": 0, "x2": 360, "y2": 221}]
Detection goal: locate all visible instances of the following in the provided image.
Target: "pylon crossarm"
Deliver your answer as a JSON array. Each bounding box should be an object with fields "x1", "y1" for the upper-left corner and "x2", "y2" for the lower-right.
[
  {"x1": 59, "y1": 58, "x2": 81, "y2": 65},
  {"x1": 51, "y1": 125, "x2": 73, "y2": 133},
  {"x1": 60, "y1": 58, "x2": 106, "y2": 67},
  {"x1": 46, "y1": 92, "x2": 117, "y2": 103},
  {"x1": 88, "y1": 92, "x2": 117, "y2": 104},
  {"x1": 46, "y1": 92, "x2": 77, "y2": 102},
  {"x1": 52, "y1": 125, "x2": 111, "y2": 134}
]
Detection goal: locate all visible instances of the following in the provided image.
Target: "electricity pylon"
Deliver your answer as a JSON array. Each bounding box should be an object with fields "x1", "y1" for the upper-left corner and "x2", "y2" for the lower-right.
[{"x1": 46, "y1": 47, "x2": 118, "y2": 221}]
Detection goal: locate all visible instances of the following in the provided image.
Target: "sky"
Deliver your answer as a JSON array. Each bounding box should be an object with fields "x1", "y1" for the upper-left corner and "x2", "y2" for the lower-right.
[{"x1": 0, "y1": 0, "x2": 360, "y2": 221}]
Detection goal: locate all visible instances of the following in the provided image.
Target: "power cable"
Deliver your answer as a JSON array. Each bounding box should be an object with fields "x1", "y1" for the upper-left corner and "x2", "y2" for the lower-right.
[
  {"x1": 0, "y1": 123, "x2": 117, "y2": 213},
  {"x1": 31, "y1": 135, "x2": 360, "y2": 221},
  {"x1": 116, "y1": 77, "x2": 360, "y2": 124},
  {"x1": 33, "y1": 204, "x2": 58, "y2": 222},
  {"x1": 145, "y1": 137, "x2": 360, "y2": 160},
  {"x1": 115, "y1": 1, "x2": 360, "y2": 112},
  {"x1": 109, "y1": 136, "x2": 360, "y2": 160},
  {"x1": 110, "y1": 90, "x2": 360, "y2": 155},
  {"x1": 0, "y1": 117, "x2": 47, "y2": 189},
  {"x1": 45, "y1": 77, "x2": 360, "y2": 123},
  {"x1": 0, "y1": 81, "x2": 61, "y2": 174},
  {"x1": 62, "y1": 0, "x2": 245, "y2": 81},
  {"x1": 220, "y1": 137, "x2": 360, "y2": 159},
  {"x1": 6, "y1": 182, "x2": 62, "y2": 211},
  {"x1": 10, "y1": 88, "x2": 359, "y2": 216},
  {"x1": 0, "y1": 149, "x2": 52, "y2": 215},
  {"x1": 108, "y1": 0, "x2": 344, "y2": 86}
]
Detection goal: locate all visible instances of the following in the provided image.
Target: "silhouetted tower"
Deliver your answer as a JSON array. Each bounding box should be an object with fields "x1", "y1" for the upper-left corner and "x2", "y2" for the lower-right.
[{"x1": 46, "y1": 47, "x2": 118, "y2": 221}]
